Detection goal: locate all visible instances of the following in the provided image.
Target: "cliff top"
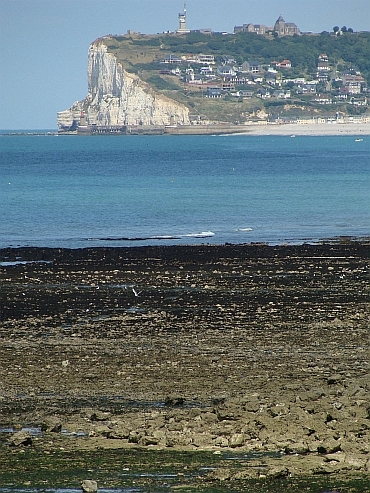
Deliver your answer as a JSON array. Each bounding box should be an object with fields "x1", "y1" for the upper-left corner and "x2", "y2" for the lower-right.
[{"x1": 99, "y1": 31, "x2": 370, "y2": 121}]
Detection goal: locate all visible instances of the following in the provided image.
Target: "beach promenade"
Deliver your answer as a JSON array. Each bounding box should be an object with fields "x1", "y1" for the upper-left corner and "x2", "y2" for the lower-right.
[{"x1": 243, "y1": 121, "x2": 370, "y2": 136}]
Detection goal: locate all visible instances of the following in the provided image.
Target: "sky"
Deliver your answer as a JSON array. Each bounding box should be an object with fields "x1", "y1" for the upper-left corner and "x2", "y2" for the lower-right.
[{"x1": 1, "y1": 0, "x2": 369, "y2": 129}]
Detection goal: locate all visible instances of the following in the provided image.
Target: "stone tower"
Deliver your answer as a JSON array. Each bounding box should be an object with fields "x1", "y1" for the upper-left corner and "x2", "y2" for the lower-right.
[{"x1": 177, "y1": 3, "x2": 190, "y2": 33}]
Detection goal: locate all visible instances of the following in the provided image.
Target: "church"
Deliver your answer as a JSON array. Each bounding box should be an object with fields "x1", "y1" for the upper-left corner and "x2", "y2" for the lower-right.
[
  {"x1": 234, "y1": 14, "x2": 300, "y2": 36},
  {"x1": 273, "y1": 14, "x2": 300, "y2": 36}
]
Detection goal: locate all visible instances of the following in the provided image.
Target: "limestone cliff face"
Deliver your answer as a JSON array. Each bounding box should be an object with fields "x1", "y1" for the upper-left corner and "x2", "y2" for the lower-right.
[{"x1": 57, "y1": 39, "x2": 190, "y2": 129}]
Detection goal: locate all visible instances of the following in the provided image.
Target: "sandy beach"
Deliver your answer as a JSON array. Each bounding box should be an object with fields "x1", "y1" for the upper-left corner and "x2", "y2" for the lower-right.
[
  {"x1": 243, "y1": 122, "x2": 370, "y2": 136},
  {"x1": 163, "y1": 121, "x2": 370, "y2": 136}
]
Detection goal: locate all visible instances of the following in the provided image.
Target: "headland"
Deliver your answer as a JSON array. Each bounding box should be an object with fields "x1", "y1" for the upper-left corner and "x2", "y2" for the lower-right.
[{"x1": 57, "y1": 29, "x2": 370, "y2": 136}]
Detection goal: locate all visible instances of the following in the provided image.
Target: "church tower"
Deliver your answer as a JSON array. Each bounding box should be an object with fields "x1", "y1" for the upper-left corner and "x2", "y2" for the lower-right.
[
  {"x1": 274, "y1": 13, "x2": 300, "y2": 36},
  {"x1": 177, "y1": 3, "x2": 190, "y2": 33},
  {"x1": 274, "y1": 14, "x2": 286, "y2": 36}
]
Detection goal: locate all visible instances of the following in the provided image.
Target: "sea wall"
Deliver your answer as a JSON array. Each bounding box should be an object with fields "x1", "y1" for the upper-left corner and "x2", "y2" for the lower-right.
[{"x1": 57, "y1": 40, "x2": 190, "y2": 129}]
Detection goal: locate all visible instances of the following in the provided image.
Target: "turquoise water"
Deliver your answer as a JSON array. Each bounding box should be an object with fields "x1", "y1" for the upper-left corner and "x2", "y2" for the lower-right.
[{"x1": 0, "y1": 133, "x2": 369, "y2": 248}]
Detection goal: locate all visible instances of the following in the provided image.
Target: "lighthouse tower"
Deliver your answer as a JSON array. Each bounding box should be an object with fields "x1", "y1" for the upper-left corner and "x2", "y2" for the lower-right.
[{"x1": 177, "y1": 3, "x2": 190, "y2": 33}]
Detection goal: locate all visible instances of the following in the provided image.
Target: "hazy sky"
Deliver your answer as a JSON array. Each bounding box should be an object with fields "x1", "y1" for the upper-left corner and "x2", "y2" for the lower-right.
[{"x1": 1, "y1": 0, "x2": 369, "y2": 129}]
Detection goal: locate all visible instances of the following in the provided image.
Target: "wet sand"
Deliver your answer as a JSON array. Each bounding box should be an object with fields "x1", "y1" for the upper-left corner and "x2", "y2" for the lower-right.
[{"x1": 0, "y1": 242, "x2": 369, "y2": 488}]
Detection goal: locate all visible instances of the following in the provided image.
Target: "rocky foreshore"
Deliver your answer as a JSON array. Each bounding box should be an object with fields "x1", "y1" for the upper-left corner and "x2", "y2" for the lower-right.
[{"x1": 0, "y1": 242, "x2": 369, "y2": 489}]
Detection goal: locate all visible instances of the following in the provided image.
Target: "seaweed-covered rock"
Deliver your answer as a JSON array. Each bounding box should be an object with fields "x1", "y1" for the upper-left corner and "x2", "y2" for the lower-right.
[
  {"x1": 8, "y1": 431, "x2": 32, "y2": 447},
  {"x1": 41, "y1": 416, "x2": 62, "y2": 433},
  {"x1": 165, "y1": 395, "x2": 184, "y2": 407}
]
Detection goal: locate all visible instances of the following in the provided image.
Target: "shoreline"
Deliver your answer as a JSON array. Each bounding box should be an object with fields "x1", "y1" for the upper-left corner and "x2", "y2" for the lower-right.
[
  {"x1": 3, "y1": 121, "x2": 370, "y2": 137},
  {"x1": 0, "y1": 241, "x2": 369, "y2": 489},
  {"x1": 1, "y1": 235, "x2": 369, "y2": 256}
]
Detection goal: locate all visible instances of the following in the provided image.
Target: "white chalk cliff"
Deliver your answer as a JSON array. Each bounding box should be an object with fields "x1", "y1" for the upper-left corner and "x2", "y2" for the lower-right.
[{"x1": 57, "y1": 39, "x2": 190, "y2": 129}]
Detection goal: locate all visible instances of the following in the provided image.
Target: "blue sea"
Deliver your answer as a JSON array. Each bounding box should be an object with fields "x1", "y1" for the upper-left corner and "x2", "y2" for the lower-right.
[{"x1": 0, "y1": 132, "x2": 369, "y2": 249}]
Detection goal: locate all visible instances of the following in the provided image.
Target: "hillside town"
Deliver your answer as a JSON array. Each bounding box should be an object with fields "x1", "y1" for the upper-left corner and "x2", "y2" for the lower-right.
[
  {"x1": 159, "y1": 50, "x2": 368, "y2": 111},
  {"x1": 154, "y1": 11, "x2": 369, "y2": 114}
]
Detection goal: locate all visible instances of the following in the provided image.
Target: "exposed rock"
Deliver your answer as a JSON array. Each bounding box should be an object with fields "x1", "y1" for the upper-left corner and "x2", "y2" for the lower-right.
[
  {"x1": 317, "y1": 438, "x2": 342, "y2": 454},
  {"x1": 165, "y1": 395, "x2": 184, "y2": 407},
  {"x1": 324, "y1": 452, "x2": 346, "y2": 464},
  {"x1": 8, "y1": 431, "x2": 32, "y2": 447},
  {"x1": 215, "y1": 400, "x2": 242, "y2": 421},
  {"x1": 41, "y1": 416, "x2": 62, "y2": 433},
  {"x1": 90, "y1": 411, "x2": 111, "y2": 422},
  {"x1": 284, "y1": 441, "x2": 309, "y2": 455},
  {"x1": 81, "y1": 480, "x2": 98, "y2": 493},
  {"x1": 94, "y1": 425, "x2": 111, "y2": 437},
  {"x1": 311, "y1": 462, "x2": 340, "y2": 475},
  {"x1": 327, "y1": 374, "x2": 343, "y2": 385},
  {"x1": 139, "y1": 435, "x2": 159, "y2": 446},
  {"x1": 152, "y1": 429, "x2": 167, "y2": 444},
  {"x1": 128, "y1": 430, "x2": 142, "y2": 443},
  {"x1": 167, "y1": 420, "x2": 184, "y2": 432},
  {"x1": 243, "y1": 398, "x2": 261, "y2": 413},
  {"x1": 106, "y1": 426, "x2": 130, "y2": 439},
  {"x1": 214, "y1": 436, "x2": 229, "y2": 447},
  {"x1": 229, "y1": 433, "x2": 245, "y2": 448},
  {"x1": 208, "y1": 468, "x2": 232, "y2": 481},
  {"x1": 192, "y1": 432, "x2": 213, "y2": 448},
  {"x1": 166, "y1": 432, "x2": 192, "y2": 447},
  {"x1": 344, "y1": 455, "x2": 367, "y2": 470},
  {"x1": 266, "y1": 465, "x2": 290, "y2": 479},
  {"x1": 212, "y1": 397, "x2": 226, "y2": 406},
  {"x1": 347, "y1": 385, "x2": 365, "y2": 397},
  {"x1": 0, "y1": 242, "x2": 369, "y2": 481}
]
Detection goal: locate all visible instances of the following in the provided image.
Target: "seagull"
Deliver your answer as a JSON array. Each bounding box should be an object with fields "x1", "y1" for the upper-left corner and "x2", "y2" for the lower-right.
[{"x1": 132, "y1": 287, "x2": 142, "y2": 297}]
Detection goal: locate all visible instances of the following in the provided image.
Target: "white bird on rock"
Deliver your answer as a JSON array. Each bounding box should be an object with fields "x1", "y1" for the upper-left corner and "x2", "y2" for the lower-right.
[{"x1": 132, "y1": 287, "x2": 142, "y2": 297}]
